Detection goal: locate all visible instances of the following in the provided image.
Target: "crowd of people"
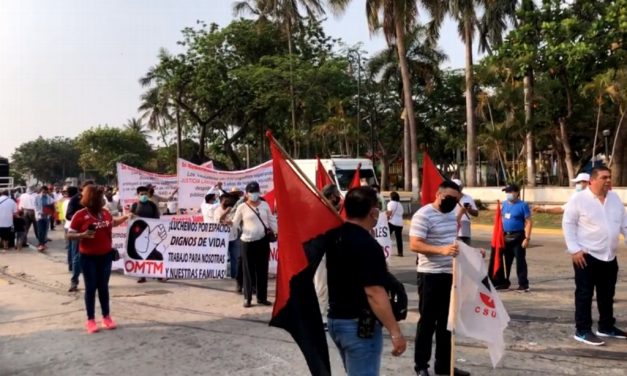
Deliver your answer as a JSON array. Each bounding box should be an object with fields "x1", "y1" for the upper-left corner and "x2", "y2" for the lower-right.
[{"x1": 1, "y1": 165, "x2": 625, "y2": 376}]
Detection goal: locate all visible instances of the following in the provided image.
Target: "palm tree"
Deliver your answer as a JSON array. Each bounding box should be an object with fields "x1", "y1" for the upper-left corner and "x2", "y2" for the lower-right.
[
  {"x1": 330, "y1": 0, "x2": 446, "y2": 199},
  {"x1": 138, "y1": 86, "x2": 175, "y2": 148},
  {"x1": 124, "y1": 118, "x2": 149, "y2": 137},
  {"x1": 233, "y1": 0, "x2": 326, "y2": 157}
]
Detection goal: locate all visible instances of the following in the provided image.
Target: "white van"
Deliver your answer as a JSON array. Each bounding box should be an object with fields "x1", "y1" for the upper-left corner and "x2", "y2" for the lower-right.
[{"x1": 293, "y1": 158, "x2": 378, "y2": 195}]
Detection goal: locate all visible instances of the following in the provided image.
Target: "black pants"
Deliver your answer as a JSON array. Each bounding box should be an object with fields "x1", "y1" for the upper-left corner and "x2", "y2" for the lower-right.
[
  {"x1": 23, "y1": 209, "x2": 36, "y2": 246},
  {"x1": 241, "y1": 238, "x2": 270, "y2": 302},
  {"x1": 388, "y1": 223, "x2": 403, "y2": 256},
  {"x1": 574, "y1": 254, "x2": 618, "y2": 332},
  {"x1": 502, "y1": 232, "x2": 528, "y2": 288},
  {"x1": 80, "y1": 252, "x2": 113, "y2": 320},
  {"x1": 414, "y1": 273, "x2": 452, "y2": 373}
]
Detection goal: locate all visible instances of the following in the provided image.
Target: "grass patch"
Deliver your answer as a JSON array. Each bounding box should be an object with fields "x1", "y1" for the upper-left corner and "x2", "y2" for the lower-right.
[{"x1": 474, "y1": 210, "x2": 563, "y2": 229}]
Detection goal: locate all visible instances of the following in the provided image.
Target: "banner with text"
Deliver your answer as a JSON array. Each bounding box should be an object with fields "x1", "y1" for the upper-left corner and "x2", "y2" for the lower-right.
[
  {"x1": 116, "y1": 163, "x2": 177, "y2": 208},
  {"x1": 373, "y1": 212, "x2": 392, "y2": 260},
  {"x1": 177, "y1": 158, "x2": 273, "y2": 209},
  {"x1": 123, "y1": 217, "x2": 230, "y2": 279}
]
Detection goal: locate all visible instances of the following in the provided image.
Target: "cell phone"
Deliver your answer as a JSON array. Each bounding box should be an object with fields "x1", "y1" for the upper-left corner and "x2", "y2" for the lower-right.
[
  {"x1": 357, "y1": 309, "x2": 376, "y2": 339},
  {"x1": 87, "y1": 224, "x2": 96, "y2": 232}
]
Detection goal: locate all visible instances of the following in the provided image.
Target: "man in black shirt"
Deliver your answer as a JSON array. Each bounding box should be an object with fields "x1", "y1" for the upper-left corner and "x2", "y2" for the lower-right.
[{"x1": 326, "y1": 186, "x2": 406, "y2": 376}]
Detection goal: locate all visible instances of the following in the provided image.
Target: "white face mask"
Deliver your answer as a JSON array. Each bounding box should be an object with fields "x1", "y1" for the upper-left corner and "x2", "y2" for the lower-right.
[
  {"x1": 248, "y1": 192, "x2": 260, "y2": 202},
  {"x1": 506, "y1": 193, "x2": 515, "y2": 202},
  {"x1": 575, "y1": 183, "x2": 584, "y2": 192}
]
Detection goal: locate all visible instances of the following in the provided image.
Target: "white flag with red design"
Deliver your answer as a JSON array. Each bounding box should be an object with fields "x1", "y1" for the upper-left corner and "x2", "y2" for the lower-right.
[{"x1": 448, "y1": 242, "x2": 510, "y2": 367}]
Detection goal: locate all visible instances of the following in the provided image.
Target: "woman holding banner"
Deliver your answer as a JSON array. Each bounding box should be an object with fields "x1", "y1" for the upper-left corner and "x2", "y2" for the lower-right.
[
  {"x1": 230, "y1": 182, "x2": 277, "y2": 308},
  {"x1": 67, "y1": 185, "x2": 131, "y2": 334}
]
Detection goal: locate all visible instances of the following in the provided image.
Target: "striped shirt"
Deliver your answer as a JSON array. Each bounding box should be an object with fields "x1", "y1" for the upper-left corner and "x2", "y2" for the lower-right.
[{"x1": 410, "y1": 204, "x2": 457, "y2": 273}]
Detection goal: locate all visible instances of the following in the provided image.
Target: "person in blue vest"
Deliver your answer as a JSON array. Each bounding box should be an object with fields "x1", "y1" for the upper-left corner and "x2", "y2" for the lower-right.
[{"x1": 496, "y1": 184, "x2": 533, "y2": 292}]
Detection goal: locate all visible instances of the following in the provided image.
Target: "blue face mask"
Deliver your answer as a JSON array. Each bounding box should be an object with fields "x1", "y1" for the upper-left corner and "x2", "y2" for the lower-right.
[
  {"x1": 506, "y1": 193, "x2": 515, "y2": 202},
  {"x1": 139, "y1": 195, "x2": 149, "y2": 203},
  {"x1": 248, "y1": 192, "x2": 260, "y2": 202}
]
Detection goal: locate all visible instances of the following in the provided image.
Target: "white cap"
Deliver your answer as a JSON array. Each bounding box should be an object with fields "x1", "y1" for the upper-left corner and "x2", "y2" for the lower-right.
[
  {"x1": 451, "y1": 179, "x2": 463, "y2": 188},
  {"x1": 571, "y1": 173, "x2": 590, "y2": 183}
]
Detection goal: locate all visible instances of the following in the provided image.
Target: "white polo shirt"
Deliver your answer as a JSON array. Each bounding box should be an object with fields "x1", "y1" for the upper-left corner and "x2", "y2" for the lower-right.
[{"x1": 0, "y1": 196, "x2": 17, "y2": 227}]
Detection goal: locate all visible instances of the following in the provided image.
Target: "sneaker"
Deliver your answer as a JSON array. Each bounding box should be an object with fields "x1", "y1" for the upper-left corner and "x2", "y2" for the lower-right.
[
  {"x1": 494, "y1": 283, "x2": 510, "y2": 290},
  {"x1": 574, "y1": 330, "x2": 605, "y2": 346},
  {"x1": 68, "y1": 283, "x2": 78, "y2": 292},
  {"x1": 596, "y1": 327, "x2": 627, "y2": 339},
  {"x1": 102, "y1": 316, "x2": 117, "y2": 330},
  {"x1": 516, "y1": 286, "x2": 530, "y2": 292},
  {"x1": 257, "y1": 300, "x2": 272, "y2": 306},
  {"x1": 86, "y1": 319, "x2": 99, "y2": 334},
  {"x1": 137, "y1": 277, "x2": 147, "y2": 283},
  {"x1": 243, "y1": 300, "x2": 252, "y2": 308}
]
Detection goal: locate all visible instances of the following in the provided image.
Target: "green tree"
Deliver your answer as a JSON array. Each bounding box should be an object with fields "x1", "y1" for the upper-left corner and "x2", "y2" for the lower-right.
[
  {"x1": 75, "y1": 126, "x2": 153, "y2": 179},
  {"x1": 11, "y1": 137, "x2": 81, "y2": 184}
]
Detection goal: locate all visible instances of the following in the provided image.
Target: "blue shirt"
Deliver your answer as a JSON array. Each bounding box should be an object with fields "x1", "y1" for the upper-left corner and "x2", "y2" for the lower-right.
[{"x1": 501, "y1": 199, "x2": 530, "y2": 232}]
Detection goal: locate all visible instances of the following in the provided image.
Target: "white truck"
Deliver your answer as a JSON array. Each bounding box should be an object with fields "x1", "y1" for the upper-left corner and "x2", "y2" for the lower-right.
[{"x1": 293, "y1": 158, "x2": 378, "y2": 195}]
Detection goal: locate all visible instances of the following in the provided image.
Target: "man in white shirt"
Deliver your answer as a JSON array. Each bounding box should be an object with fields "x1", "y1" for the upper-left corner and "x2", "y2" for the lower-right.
[
  {"x1": 452, "y1": 179, "x2": 478, "y2": 245},
  {"x1": 17, "y1": 187, "x2": 37, "y2": 247},
  {"x1": 562, "y1": 166, "x2": 627, "y2": 346},
  {"x1": 0, "y1": 190, "x2": 18, "y2": 251}
]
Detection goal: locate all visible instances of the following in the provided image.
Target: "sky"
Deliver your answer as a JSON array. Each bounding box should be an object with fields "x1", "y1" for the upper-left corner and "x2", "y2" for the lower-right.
[{"x1": 0, "y1": 0, "x2": 476, "y2": 160}]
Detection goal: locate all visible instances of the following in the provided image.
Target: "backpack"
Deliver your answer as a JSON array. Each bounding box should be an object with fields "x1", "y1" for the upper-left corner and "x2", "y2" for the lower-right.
[{"x1": 386, "y1": 272, "x2": 408, "y2": 321}]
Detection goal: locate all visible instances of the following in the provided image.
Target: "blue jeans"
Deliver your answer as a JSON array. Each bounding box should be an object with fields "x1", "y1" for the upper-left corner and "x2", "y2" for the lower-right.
[
  {"x1": 80, "y1": 252, "x2": 113, "y2": 320},
  {"x1": 328, "y1": 318, "x2": 383, "y2": 376},
  {"x1": 228, "y1": 240, "x2": 240, "y2": 279},
  {"x1": 69, "y1": 239, "x2": 82, "y2": 284},
  {"x1": 36, "y1": 217, "x2": 49, "y2": 246}
]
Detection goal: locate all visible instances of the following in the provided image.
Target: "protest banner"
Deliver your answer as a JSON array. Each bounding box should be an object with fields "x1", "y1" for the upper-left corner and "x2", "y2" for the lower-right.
[
  {"x1": 116, "y1": 163, "x2": 177, "y2": 208},
  {"x1": 372, "y1": 212, "x2": 392, "y2": 260},
  {"x1": 177, "y1": 158, "x2": 273, "y2": 209},
  {"x1": 111, "y1": 223, "x2": 128, "y2": 270},
  {"x1": 123, "y1": 217, "x2": 230, "y2": 279}
]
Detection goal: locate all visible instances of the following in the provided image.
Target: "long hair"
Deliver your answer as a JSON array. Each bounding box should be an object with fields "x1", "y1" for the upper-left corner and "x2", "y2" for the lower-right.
[{"x1": 80, "y1": 185, "x2": 105, "y2": 211}]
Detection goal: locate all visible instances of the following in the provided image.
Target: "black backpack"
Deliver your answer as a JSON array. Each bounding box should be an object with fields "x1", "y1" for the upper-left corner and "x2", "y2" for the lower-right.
[{"x1": 386, "y1": 272, "x2": 408, "y2": 321}]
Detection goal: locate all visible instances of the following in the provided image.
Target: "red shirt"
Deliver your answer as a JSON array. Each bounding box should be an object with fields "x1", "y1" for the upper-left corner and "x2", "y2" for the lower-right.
[{"x1": 69, "y1": 208, "x2": 113, "y2": 255}]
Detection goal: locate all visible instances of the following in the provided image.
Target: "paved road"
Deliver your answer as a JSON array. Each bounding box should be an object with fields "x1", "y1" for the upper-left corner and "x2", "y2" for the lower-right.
[{"x1": 1, "y1": 226, "x2": 626, "y2": 376}]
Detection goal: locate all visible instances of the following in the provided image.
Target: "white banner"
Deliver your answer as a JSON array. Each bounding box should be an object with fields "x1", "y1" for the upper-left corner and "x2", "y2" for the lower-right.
[
  {"x1": 116, "y1": 163, "x2": 177, "y2": 208},
  {"x1": 111, "y1": 223, "x2": 128, "y2": 270},
  {"x1": 123, "y1": 217, "x2": 230, "y2": 279},
  {"x1": 372, "y1": 212, "x2": 392, "y2": 260},
  {"x1": 177, "y1": 158, "x2": 273, "y2": 209}
]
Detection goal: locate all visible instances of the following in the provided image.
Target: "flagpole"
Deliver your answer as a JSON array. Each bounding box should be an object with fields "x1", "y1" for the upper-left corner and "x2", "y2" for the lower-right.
[
  {"x1": 266, "y1": 131, "x2": 343, "y2": 221},
  {"x1": 450, "y1": 255, "x2": 458, "y2": 376}
]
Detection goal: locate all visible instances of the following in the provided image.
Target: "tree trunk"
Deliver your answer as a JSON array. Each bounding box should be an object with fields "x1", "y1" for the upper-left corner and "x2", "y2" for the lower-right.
[
  {"x1": 197, "y1": 122, "x2": 208, "y2": 164},
  {"x1": 463, "y1": 20, "x2": 477, "y2": 186},
  {"x1": 558, "y1": 118, "x2": 576, "y2": 184},
  {"x1": 378, "y1": 140, "x2": 389, "y2": 190},
  {"x1": 287, "y1": 23, "x2": 298, "y2": 158},
  {"x1": 403, "y1": 113, "x2": 411, "y2": 191},
  {"x1": 175, "y1": 105, "x2": 182, "y2": 160},
  {"x1": 395, "y1": 21, "x2": 420, "y2": 200},
  {"x1": 610, "y1": 110, "x2": 627, "y2": 186},
  {"x1": 524, "y1": 69, "x2": 535, "y2": 187}
]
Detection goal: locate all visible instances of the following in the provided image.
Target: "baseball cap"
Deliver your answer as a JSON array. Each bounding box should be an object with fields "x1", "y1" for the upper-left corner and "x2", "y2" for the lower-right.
[
  {"x1": 245, "y1": 181, "x2": 260, "y2": 193},
  {"x1": 502, "y1": 184, "x2": 520, "y2": 193},
  {"x1": 451, "y1": 179, "x2": 463, "y2": 189},
  {"x1": 570, "y1": 173, "x2": 590, "y2": 183}
]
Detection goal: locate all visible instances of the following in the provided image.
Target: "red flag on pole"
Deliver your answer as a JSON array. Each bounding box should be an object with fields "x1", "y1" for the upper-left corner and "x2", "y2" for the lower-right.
[
  {"x1": 315, "y1": 157, "x2": 334, "y2": 190},
  {"x1": 338, "y1": 163, "x2": 361, "y2": 218},
  {"x1": 420, "y1": 151, "x2": 444, "y2": 206},
  {"x1": 267, "y1": 133, "x2": 342, "y2": 376},
  {"x1": 490, "y1": 201, "x2": 506, "y2": 280}
]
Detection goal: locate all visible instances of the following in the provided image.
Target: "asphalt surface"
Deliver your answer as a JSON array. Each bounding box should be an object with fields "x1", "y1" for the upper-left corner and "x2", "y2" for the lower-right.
[{"x1": 1, "y1": 225, "x2": 626, "y2": 376}]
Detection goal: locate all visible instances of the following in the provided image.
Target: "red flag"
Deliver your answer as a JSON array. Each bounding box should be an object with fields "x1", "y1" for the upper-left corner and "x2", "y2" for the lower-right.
[
  {"x1": 315, "y1": 157, "x2": 333, "y2": 190},
  {"x1": 338, "y1": 163, "x2": 361, "y2": 218},
  {"x1": 490, "y1": 201, "x2": 506, "y2": 279},
  {"x1": 262, "y1": 189, "x2": 276, "y2": 214},
  {"x1": 420, "y1": 151, "x2": 444, "y2": 206},
  {"x1": 268, "y1": 133, "x2": 342, "y2": 376}
]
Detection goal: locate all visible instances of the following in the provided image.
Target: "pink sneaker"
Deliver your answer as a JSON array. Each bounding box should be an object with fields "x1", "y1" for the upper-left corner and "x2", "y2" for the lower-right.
[
  {"x1": 86, "y1": 319, "x2": 99, "y2": 334},
  {"x1": 102, "y1": 316, "x2": 117, "y2": 330}
]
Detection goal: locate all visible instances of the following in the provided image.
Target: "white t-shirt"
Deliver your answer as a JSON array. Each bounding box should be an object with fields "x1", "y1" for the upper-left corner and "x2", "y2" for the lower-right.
[
  {"x1": 200, "y1": 202, "x2": 219, "y2": 223},
  {"x1": 455, "y1": 193, "x2": 478, "y2": 237},
  {"x1": 0, "y1": 196, "x2": 17, "y2": 227},
  {"x1": 18, "y1": 192, "x2": 35, "y2": 210},
  {"x1": 386, "y1": 201, "x2": 404, "y2": 227}
]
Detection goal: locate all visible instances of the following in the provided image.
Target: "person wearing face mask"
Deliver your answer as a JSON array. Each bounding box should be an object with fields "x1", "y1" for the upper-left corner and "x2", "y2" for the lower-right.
[
  {"x1": 326, "y1": 186, "x2": 407, "y2": 375},
  {"x1": 201, "y1": 193, "x2": 220, "y2": 223},
  {"x1": 215, "y1": 193, "x2": 241, "y2": 286},
  {"x1": 314, "y1": 184, "x2": 343, "y2": 330},
  {"x1": 131, "y1": 186, "x2": 160, "y2": 283},
  {"x1": 230, "y1": 181, "x2": 277, "y2": 308},
  {"x1": 409, "y1": 181, "x2": 470, "y2": 376},
  {"x1": 497, "y1": 184, "x2": 532, "y2": 292},
  {"x1": 533, "y1": 173, "x2": 590, "y2": 214}
]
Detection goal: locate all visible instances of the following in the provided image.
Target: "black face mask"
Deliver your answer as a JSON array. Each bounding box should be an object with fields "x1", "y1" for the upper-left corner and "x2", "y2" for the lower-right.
[{"x1": 439, "y1": 196, "x2": 458, "y2": 213}]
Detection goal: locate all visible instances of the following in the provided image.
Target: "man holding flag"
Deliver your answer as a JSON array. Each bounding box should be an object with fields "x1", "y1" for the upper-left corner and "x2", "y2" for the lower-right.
[{"x1": 410, "y1": 180, "x2": 471, "y2": 376}]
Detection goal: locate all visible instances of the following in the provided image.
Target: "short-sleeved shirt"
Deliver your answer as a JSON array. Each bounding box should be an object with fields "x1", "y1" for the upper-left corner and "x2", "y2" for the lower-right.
[
  {"x1": 69, "y1": 208, "x2": 113, "y2": 255},
  {"x1": 501, "y1": 199, "x2": 530, "y2": 232},
  {"x1": 0, "y1": 196, "x2": 17, "y2": 227},
  {"x1": 327, "y1": 222, "x2": 388, "y2": 319},
  {"x1": 455, "y1": 194, "x2": 477, "y2": 237},
  {"x1": 410, "y1": 204, "x2": 457, "y2": 274}
]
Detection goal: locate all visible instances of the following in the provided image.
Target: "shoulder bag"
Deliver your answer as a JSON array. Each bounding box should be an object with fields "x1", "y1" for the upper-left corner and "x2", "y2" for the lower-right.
[{"x1": 246, "y1": 203, "x2": 277, "y2": 243}]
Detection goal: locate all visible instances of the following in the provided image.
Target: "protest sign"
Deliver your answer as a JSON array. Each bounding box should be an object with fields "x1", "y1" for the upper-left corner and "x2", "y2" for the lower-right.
[
  {"x1": 123, "y1": 217, "x2": 230, "y2": 279},
  {"x1": 116, "y1": 163, "x2": 177, "y2": 208},
  {"x1": 111, "y1": 223, "x2": 127, "y2": 270},
  {"x1": 372, "y1": 212, "x2": 392, "y2": 260},
  {"x1": 177, "y1": 158, "x2": 273, "y2": 209}
]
